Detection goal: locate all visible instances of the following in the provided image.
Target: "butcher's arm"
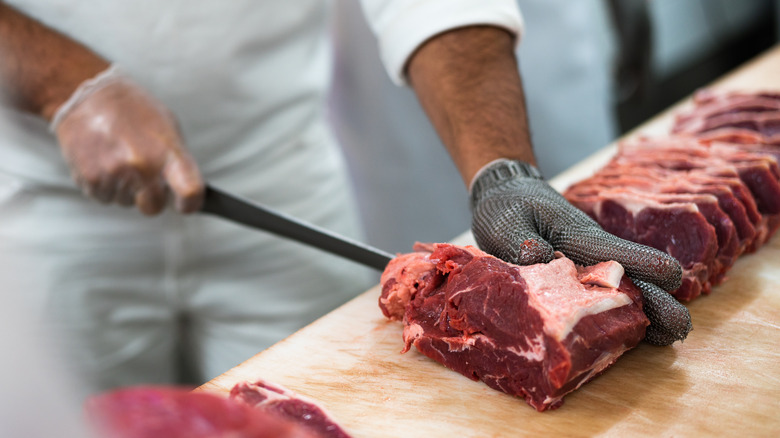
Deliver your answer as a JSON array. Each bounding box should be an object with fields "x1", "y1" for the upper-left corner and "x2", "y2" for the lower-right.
[
  {"x1": 0, "y1": 2, "x2": 202, "y2": 214},
  {"x1": 407, "y1": 26, "x2": 533, "y2": 185},
  {"x1": 405, "y1": 25, "x2": 690, "y2": 345},
  {"x1": 0, "y1": 1, "x2": 109, "y2": 119}
]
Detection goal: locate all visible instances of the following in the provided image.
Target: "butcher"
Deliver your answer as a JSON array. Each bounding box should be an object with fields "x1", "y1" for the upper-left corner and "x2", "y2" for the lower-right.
[{"x1": 0, "y1": 0, "x2": 687, "y2": 397}]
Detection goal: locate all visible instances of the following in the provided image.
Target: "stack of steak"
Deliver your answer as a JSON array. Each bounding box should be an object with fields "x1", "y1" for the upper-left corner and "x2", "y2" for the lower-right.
[{"x1": 564, "y1": 89, "x2": 780, "y2": 301}]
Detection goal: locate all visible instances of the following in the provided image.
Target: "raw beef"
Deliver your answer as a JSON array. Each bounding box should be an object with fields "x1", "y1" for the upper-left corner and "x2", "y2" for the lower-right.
[
  {"x1": 568, "y1": 169, "x2": 758, "y2": 253},
  {"x1": 562, "y1": 115, "x2": 780, "y2": 303},
  {"x1": 673, "y1": 89, "x2": 780, "y2": 145},
  {"x1": 564, "y1": 188, "x2": 722, "y2": 301},
  {"x1": 592, "y1": 154, "x2": 776, "y2": 250},
  {"x1": 85, "y1": 386, "x2": 317, "y2": 438},
  {"x1": 678, "y1": 89, "x2": 780, "y2": 128},
  {"x1": 611, "y1": 138, "x2": 780, "y2": 234},
  {"x1": 379, "y1": 243, "x2": 649, "y2": 412},
  {"x1": 231, "y1": 380, "x2": 352, "y2": 438}
]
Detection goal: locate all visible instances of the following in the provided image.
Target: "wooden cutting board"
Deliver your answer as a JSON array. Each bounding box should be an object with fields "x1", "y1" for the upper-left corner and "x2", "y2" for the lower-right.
[{"x1": 198, "y1": 46, "x2": 780, "y2": 437}]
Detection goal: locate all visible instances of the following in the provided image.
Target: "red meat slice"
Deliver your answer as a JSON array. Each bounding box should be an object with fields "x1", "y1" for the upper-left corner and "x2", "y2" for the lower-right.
[
  {"x1": 85, "y1": 386, "x2": 317, "y2": 438},
  {"x1": 230, "y1": 380, "x2": 351, "y2": 438},
  {"x1": 571, "y1": 168, "x2": 758, "y2": 253},
  {"x1": 613, "y1": 138, "x2": 780, "y2": 219},
  {"x1": 695, "y1": 128, "x2": 777, "y2": 145}
]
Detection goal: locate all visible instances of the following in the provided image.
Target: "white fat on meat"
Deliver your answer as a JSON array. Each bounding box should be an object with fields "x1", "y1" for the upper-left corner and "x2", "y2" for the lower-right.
[
  {"x1": 578, "y1": 261, "x2": 624, "y2": 289},
  {"x1": 402, "y1": 323, "x2": 424, "y2": 347},
  {"x1": 521, "y1": 257, "x2": 633, "y2": 342},
  {"x1": 592, "y1": 192, "x2": 701, "y2": 218}
]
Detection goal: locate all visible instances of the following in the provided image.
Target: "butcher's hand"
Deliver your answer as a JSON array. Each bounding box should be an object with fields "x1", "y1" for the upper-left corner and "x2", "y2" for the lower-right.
[
  {"x1": 470, "y1": 159, "x2": 691, "y2": 346},
  {"x1": 50, "y1": 66, "x2": 203, "y2": 215}
]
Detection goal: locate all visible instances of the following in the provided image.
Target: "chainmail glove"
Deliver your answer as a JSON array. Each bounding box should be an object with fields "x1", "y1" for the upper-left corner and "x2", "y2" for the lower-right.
[{"x1": 470, "y1": 159, "x2": 691, "y2": 345}]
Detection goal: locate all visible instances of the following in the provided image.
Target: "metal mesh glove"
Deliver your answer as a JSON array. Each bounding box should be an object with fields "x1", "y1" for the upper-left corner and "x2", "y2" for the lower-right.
[
  {"x1": 470, "y1": 159, "x2": 691, "y2": 345},
  {"x1": 633, "y1": 280, "x2": 693, "y2": 345},
  {"x1": 51, "y1": 65, "x2": 203, "y2": 215}
]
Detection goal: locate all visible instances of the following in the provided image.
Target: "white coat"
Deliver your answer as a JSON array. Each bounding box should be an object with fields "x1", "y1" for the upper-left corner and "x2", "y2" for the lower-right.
[{"x1": 0, "y1": 0, "x2": 523, "y2": 393}]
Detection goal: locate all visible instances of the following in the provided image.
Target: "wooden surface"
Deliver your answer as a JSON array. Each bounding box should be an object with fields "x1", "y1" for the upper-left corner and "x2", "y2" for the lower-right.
[{"x1": 199, "y1": 46, "x2": 780, "y2": 437}]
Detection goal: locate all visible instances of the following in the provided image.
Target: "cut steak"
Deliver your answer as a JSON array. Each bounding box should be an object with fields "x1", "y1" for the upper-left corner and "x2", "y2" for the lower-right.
[
  {"x1": 673, "y1": 89, "x2": 780, "y2": 145},
  {"x1": 569, "y1": 168, "x2": 758, "y2": 253},
  {"x1": 695, "y1": 128, "x2": 777, "y2": 145},
  {"x1": 563, "y1": 188, "x2": 719, "y2": 301},
  {"x1": 677, "y1": 110, "x2": 780, "y2": 140},
  {"x1": 562, "y1": 113, "x2": 780, "y2": 305},
  {"x1": 565, "y1": 186, "x2": 738, "y2": 290},
  {"x1": 610, "y1": 138, "x2": 780, "y2": 235},
  {"x1": 85, "y1": 386, "x2": 317, "y2": 438},
  {"x1": 379, "y1": 243, "x2": 649, "y2": 412},
  {"x1": 231, "y1": 380, "x2": 352, "y2": 438}
]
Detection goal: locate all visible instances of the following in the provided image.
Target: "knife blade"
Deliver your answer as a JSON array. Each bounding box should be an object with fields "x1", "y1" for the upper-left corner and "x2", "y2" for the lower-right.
[{"x1": 201, "y1": 184, "x2": 395, "y2": 271}]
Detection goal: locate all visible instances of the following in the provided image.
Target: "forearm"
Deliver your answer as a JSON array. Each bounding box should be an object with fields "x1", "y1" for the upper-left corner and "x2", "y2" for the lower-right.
[
  {"x1": 0, "y1": 2, "x2": 109, "y2": 120},
  {"x1": 407, "y1": 26, "x2": 535, "y2": 186}
]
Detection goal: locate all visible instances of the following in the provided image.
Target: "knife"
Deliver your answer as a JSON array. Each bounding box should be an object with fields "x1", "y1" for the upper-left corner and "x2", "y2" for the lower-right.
[{"x1": 201, "y1": 184, "x2": 395, "y2": 271}]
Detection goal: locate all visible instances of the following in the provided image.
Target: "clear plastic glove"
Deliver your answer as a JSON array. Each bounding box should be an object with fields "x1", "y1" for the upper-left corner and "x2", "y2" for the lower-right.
[
  {"x1": 470, "y1": 159, "x2": 691, "y2": 345},
  {"x1": 50, "y1": 66, "x2": 203, "y2": 215}
]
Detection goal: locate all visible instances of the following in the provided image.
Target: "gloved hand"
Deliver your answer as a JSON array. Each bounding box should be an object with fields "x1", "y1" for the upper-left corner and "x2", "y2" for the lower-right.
[
  {"x1": 50, "y1": 66, "x2": 203, "y2": 215},
  {"x1": 470, "y1": 159, "x2": 691, "y2": 346}
]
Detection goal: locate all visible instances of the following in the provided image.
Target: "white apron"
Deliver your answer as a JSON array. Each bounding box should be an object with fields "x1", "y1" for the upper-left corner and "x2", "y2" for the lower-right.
[{"x1": 0, "y1": 0, "x2": 373, "y2": 393}]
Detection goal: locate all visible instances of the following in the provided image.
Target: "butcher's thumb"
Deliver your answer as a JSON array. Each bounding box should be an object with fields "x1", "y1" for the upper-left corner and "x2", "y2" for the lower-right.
[
  {"x1": 164, "y1": 154, "x2": 204, "y2": 214},
  {"x1": 506, "y1": 233, "x2": 556, "y2": 266},
  {"x1": 473, "y1": 226, "x2": 556, "y2": 266}
]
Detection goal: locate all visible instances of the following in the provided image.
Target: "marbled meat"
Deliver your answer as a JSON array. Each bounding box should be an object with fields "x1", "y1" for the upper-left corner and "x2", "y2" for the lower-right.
[{"x1": 379, "y1": 243, "x2": 649, "y2": 411}]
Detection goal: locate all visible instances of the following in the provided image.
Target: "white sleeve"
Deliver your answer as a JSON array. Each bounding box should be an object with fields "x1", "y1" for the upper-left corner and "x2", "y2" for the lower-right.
[{"x1": 358, "y1": 0, "x2": 525, "y2": 85}]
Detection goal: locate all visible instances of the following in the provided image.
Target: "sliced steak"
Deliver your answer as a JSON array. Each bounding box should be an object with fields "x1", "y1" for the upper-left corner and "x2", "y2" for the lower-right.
[
  {"x1": 572, "y1": 168, "x2": 757, "y2": 253},
  {"x1": 673, "y1": 89, "x2": 780, "y2": 144},
  {"x1": 612, "y1": 138, "x2": 780, "y2": 217},
  {"x1": 614, "y1": 139, "x2": 780, "y2": 243},
  {"x1": 563, "y1": 189, "x2": 718, "y2": 301},
  {"x1": 565, "y1": 185, "x2": 737, "y2": 290}
]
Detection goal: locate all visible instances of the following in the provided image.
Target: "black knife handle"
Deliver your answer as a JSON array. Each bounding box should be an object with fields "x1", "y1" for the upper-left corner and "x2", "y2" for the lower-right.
[{"x1": 201, "y1": 184, "x2": 394, "y2": 271}]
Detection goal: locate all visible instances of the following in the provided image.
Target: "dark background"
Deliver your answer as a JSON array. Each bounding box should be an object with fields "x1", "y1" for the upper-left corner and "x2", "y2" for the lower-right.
[{"x1": 610, "y1": 0, "x2": 779, "y2": 134}]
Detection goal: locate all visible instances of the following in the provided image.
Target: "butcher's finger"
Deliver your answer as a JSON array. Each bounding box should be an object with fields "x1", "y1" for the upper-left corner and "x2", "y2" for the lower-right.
[
  {"x1": 472, "y1": 225, "x2": 555, "y2": 266},
  {"x1": 91, "y1": 175, "x2": 119, "y2": 204},
  {"x1": 633, "y1": 279, "x2": 692, "y2": 345},
  {"x1": 114, "y1": 175, "x2": 137, "y2": 207},
  {"x1": 134, "y1": 182, "x2": 168, "y2": 216},
  {"x1": 552, "y1": 227, "x2": 682, "y2": 292},
  {"x1": 164, "y1": 155, "x2": 204, "y2": 214}
]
